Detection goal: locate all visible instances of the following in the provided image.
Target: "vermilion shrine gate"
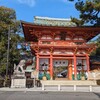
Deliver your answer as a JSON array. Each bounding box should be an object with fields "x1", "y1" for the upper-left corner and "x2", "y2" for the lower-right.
[{"x1": 21, "y1": 16, "x2": 100, "y2": 80}]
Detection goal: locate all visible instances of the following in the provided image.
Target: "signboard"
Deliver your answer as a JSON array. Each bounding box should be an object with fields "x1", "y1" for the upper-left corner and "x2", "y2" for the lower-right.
[{"x1": 53, "y1": 60, "x2": 68, "y2": 67}]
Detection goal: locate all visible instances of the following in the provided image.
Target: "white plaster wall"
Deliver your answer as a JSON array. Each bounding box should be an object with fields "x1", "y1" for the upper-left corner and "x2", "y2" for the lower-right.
[
  {"x1": 65, "y1": 37, "x2": 71, "y2": 40},
  {"x1": 39, "y1": 58, "x2": 49, "y2": 70},
  {"x1": 40, "y1": 58, "x2": 49, "y2": 65},
  {"x1": 47, "y1": 36, "x2": 52, "y2": 39},
  {"x1": 76, "y1": 59, "x2": 87, "y2": 70},
  {"x1": 53, "y1": 51, "x2": 60, "y2": 54},
  {"x1": 53, "y1": 50, "x2": 73, "y2": 54},
  {"x1": 77, "y1": 59, "x2": 82, "y2": 70},
  {"x1": 72, "y1": 60, "x2": 74, "y2": 67},
  {"x1": 41, "y1": 36, "x2": 46, "y2": 39},
  {"x1": 40, "y1": 50, "x2": 50, "y2": 54},
  {"x1": 77, "y1": 51, "x2": 86, "y2": 54},
  {"x1": 55, "y1": 37, "x2": 60, "y2": 40},
  {"x1": 79, "y1": 37, "x2": 84, "y2": 40},
  {"x1": 77, "y1": 59, "x2": 82, "y2": 64},
  {"x1": 83, "y1": 60, "x2": 87, "y2": 70},
  {"x1": 72, "y1": 60, "x2": 74, "y2": 74},
  {"x1": 41, "y1": 36, "x2": 52, "y2": 40},
  {"x1": 73, "y1": 38, "x2": 78, "y2": 40},
  {"x1": 66, "y1": 51, "x2": 73, "y2": 54}
]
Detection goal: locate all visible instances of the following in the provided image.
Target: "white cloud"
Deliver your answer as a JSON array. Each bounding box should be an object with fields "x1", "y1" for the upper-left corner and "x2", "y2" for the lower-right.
[
  {"x1": 61, "y1": 0, "x2": 75, "y2": 5},
  {"x1": 17, "y1": 0, "x2": 36, "y2": 7},
  {"x1": 16, "y1": 0, "x2": 74, "y2": 7},
  {"x1": 61, "y1": 0, "x2": 74, "y2": 3}
]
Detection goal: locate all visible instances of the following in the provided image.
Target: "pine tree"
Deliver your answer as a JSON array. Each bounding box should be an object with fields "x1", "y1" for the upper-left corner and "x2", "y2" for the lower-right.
[{"x1": 69, "y1": 0, "x2": 100, "y2": 26}]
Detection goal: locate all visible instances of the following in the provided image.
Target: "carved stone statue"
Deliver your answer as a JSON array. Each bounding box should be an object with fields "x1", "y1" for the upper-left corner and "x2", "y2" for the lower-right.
[{"x1": 11, "y1": 60, "x2": 26, "y2": 88}]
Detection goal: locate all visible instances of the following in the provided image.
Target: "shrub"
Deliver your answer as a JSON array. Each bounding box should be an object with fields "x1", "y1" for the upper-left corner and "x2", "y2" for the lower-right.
[
  {"x1": 4, "y1": 76, "x2": 11, "y2": 87},
  {"x1": 0, "y1": 76, "x2": 4, "y2": 87},
  {"x1": 96, "y1": 80, "x2": 100, "y2": 85},
  {"x1": 26, "y1": 79, "x2": 33, "y2": 88}
]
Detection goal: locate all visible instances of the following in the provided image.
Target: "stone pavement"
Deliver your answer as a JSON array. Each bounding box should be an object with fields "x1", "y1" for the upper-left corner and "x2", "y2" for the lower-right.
[{"x1": 0, "y1": 91, "x2": 100, "y2": 100}]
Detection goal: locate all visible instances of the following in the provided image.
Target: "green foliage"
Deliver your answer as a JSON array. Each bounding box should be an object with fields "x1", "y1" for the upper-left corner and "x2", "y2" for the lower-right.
[
  {"x1": 0, "y1": 76, "x2": 4, "y2": 87},
  {"x1": 46, "y1": 73, "x2": 50, "y2": 80},
  {"x1": 0, "y1": 6, "x2": 23, "y2": 76},
  {"x1": 54, "y1": 66, "x2": 67, "y2": 75},
  {"x1": 68, "y1": 0, "x2": 100, "y2": 56},
  {"x1": 91, "y1": 36, "x2": 100, "y2": 56},
  {"x1": 43, "y1": 70, "x2": 47, "y2": 76},
  {"x1": 96, "y1": 36, "x2": 100, "y2": 54},
  {"x1": 81, "y1": 71, "x2": 85, "y2": 77},
  {"x1": 68, "y1": 0, "x2": 100, "y2": 26},
  {"x1": 71, "y1": 17, "x2": 85, "y2": 26}
]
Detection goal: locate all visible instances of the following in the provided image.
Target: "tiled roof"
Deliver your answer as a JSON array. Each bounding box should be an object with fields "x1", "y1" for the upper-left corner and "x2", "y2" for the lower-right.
[{"x1": 34, "y1": 16, "x2": 76, "y2": 27}]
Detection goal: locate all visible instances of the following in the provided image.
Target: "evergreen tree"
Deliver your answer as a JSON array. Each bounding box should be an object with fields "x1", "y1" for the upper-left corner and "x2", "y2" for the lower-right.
[
  {"x1": 0, "y1": 6, "x2": 23, "y2": 76},
  {"x1": 68, "y1": 0, "x2": 100, "y2": 56},
  {"x1": 91, "y1": 36, "x2": 100, "y2": 56},
  {"x1": 69, "y1": 0, "x2": 100, "y2": 26}
]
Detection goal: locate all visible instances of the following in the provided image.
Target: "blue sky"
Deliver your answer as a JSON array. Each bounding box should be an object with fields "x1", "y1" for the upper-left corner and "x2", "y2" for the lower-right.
[{"x1": 0, "y1": 0, "x2": 79, "y2": 22}]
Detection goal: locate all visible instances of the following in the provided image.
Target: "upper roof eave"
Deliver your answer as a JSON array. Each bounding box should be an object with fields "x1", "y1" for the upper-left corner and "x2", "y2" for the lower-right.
[
  {"x1": 21, "y1": 20, "x2": 100, "y2": 28},
  {"x1": 21, "y1": 20, "x2": 35, "y2": 26},
  {"x1": 21, "y1": 20, "x2": 100, "y2": 42}
]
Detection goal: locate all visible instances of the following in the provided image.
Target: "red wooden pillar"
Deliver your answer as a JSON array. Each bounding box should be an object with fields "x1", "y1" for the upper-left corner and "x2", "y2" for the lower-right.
[
  {"x1": 68, "y1": 60, "x2": 72, "y2": 80},
  {"x1": 74, "y1": 55, "x2": 77, "y2": 80},
  {"x1": 50, "y1": 54, "x2": 53, "y2": 80},
  {"x1": 86, "y1": 54, "x2": 90, "y2": 72},
  {"x1": 36, "y1": 53, "x2": 39, "y2": 71}
]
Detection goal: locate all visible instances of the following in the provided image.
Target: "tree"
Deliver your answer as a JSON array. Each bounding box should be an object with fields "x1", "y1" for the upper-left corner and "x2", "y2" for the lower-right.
[
  {"x1": 68, "y1": 0, "x2": 100, "y2": 56},
  {"x1": 0, "y1": 6, "x2": 23, "y2": 76},
  {"x1": 69, "y1": 0, "x2": 100, "y2": 26},
  {"x1": 91, "y1": 36, "x2": 100, "y2": 56},
  {"x1": 96, "y1": 37, "x2": 100, "y2": 55}
]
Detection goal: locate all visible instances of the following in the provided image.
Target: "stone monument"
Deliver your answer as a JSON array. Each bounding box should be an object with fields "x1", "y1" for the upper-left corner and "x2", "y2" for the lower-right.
[{"x1": 11, "y1": 60, "x2": 26, "y2": 88}]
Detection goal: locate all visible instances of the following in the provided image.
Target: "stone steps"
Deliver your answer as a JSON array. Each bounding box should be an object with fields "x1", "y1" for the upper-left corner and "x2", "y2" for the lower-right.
[
  {"x1": 41, "y1": 80, "x2": 97, "y2": 86},
  {"x1": 55, "y1": 78, "x2": 69, "y2": 80}
]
